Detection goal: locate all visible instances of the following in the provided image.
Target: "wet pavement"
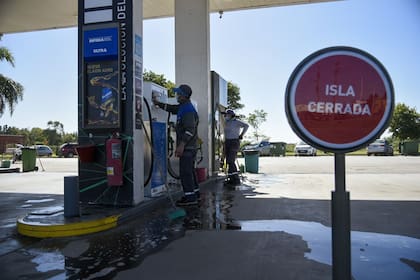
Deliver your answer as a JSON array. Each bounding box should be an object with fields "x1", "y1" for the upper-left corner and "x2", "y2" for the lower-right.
[
  {"x1": 0, "y1": 179, "x2": 241, "y2": 279},
  {"x1": 0, "y1": 157, "x2": 419, "y2": 279}
]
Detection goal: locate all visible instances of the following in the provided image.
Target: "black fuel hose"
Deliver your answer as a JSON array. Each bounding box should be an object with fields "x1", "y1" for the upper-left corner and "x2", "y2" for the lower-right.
[
  {"x1": 166, "y1": 113, "x2": 180, "y2": 179},
  {"x1": 142, "y1": 97, "x2": 153, "y2": 187}
]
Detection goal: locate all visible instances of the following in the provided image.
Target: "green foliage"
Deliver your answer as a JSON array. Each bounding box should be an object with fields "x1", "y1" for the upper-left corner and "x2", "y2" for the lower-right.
[
  {"x1": 227, "y1": 82, "x2": 244, "y2": 112},
  {"x1": 0, "y1": 35, "x2": 24, "y2": 117},
  {"x1": 63, "y1": 132, "x2": 77, "y2": 143},
  {"x1": 389, "y1": 103, "x2": 420, "y2": 141},
  {"x1": 28, "y1": 127, "x2": 45, "y2": 144},
  {"x1": 247, "y1": 109, "x2": 268, "y2": 141},
  {"x1": 143, "y1": 69, "x2": 176, "y2": 97},
  {"x1": 0, "y1": 121, "x2": 77, "y2": 146},
  {"x1": 45, "y1": 120, "x2": 64, "y2": 145}
]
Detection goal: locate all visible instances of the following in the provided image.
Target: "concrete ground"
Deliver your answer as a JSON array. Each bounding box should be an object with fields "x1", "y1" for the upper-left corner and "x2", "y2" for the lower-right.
[
  {"x1": 117, "y1": 156, "x2": 420, "y2": 280},
  {"x1": 0, "y1": 156, "x2": 419, "y2": 279}
]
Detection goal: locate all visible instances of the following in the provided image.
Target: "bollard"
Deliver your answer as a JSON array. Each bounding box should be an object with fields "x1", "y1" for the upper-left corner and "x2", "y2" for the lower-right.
[{"x1": 64, "y1": 176, "x2": 80, "y2": 217}]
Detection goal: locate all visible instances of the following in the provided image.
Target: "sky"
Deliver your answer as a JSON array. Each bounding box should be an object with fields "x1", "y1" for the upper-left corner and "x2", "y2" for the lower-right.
[{"x1": 1, "y1": 0, "x2": 419, "y2": 143}]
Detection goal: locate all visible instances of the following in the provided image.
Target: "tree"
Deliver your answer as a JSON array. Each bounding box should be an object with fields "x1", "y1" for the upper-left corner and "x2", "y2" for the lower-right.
[
  {"x1": 62, "y1": 132, "x2": 77, "y2": 143},
  {"x1": 0, "y1": 35, "x2": 24, "y2": 117},
  {"x1": 247, "y1": 109, "x2": 268, "y2": 141},
  {"x1": 43, "y1": 121, "x2": 64, "y2": 145},
  {"x1": 29, "y1": 128, "x2": 46, "y2": 144},
  {"x1": 227, "y1": 82, "x2": 244, "y2": 111},
  {"x1": 143, "y1": 70, "x2": 176, "y2": 97},
  {"x1": 47, "y1": 121, "x2": 64, "y2": 136},
  {"x1": 389, "y1": 103, "x2": 420, "y2": 141}
]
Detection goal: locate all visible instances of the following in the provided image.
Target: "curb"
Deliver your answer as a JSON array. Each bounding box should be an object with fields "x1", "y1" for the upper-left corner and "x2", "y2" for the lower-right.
[
  {"x1": 15, "y1": 177, "x2": 218, "y2": 238},
  {"x1": 0, "y1": 167, "x2": 20, "y2": 173},
  {"x1": 17, "y1": 214, "x2": 120, "y2": 238}
]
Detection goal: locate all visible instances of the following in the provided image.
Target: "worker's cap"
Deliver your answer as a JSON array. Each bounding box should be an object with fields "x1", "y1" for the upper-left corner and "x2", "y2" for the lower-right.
[
  {"x1": 173, "y1": 84, "x2": 192, "y2": 97},
  {"x1": 222, "y1": 109, "x2": 235, "y2": 116}
]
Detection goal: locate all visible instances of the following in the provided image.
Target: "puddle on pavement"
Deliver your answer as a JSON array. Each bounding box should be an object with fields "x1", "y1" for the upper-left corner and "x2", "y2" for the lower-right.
[
  {"x1": 18, "y1": 209, "x2": 187, "y2": 279},
  {"x1": 17, "y1": 183, "x2": 420, "y2": 280},
  {"x1": 18, "y1": 187, "x2": 237, "y2": 279},
  {"x1": 0, "y1": 223, "x2": 16, "y2": 228},
  {"x1": 25, "y1": 198, "x2": 55, "y2": 203},
  {"x1": 182, "y1": 189, "x2": 239, "y2": 230},
  {"x1": 240, "y1": 219, "x2": 420, "y2": 280},
  {"x1": 28, "y1": 249, "x2": 65, "y2": 272}
]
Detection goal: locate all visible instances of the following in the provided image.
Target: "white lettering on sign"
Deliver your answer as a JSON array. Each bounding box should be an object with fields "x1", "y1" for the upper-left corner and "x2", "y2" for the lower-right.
[
  {"x1": 308, "y1": 102, "x2": 371, "y2": 115},
  {"x1": 117, "y1": 0, "x2": 126, "y2": 19},
  {"x1": 120, "y1": 23, "x2": 127, "y2": 101},
  {"x1": 93, "y1": 48, "x2": 108, "y2": 53},
  {"x1": 89, "y1": 36, "x2": 112, "y2": 43},
  {"x1": 115, "y1": 0, "x2": 127, "y2": 100},
  {"x1": 325, "y1": 84, "x2": 355, "y2": 96},
  {"x1": 305, "y1": 83, "x2": 371, "y2": 116}
]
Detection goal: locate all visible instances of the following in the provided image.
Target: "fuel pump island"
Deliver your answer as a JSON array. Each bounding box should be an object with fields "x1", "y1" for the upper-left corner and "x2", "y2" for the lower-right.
[{"x1": 17, "y1": 0, "x2": 230, "y2": 238}]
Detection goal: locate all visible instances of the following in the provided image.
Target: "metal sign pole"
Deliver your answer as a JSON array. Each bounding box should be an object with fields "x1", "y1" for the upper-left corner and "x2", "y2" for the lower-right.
[{"x1": 332, "y1": 153, "x2": 351, "y2": 280}]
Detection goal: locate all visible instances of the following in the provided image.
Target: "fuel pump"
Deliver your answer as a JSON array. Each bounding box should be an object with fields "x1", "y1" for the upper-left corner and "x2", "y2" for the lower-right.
[
  {"x1": 142, "y1": 82, "x2": 169, "y2": 197},
  {"x1": 106, "y1": 135, "x2": 123, "y2": 186},
  {"x1": 211, "y1": 71, "x2": 229, "y2": 175}
]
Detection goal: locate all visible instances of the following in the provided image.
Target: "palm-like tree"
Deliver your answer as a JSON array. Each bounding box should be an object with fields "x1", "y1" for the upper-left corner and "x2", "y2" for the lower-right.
[{"x1": 0, "y1": 34, "x2": 24, "y2": 117}]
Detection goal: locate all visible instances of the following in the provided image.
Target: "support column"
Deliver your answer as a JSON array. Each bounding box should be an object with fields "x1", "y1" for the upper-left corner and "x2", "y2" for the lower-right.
[
  {"x1": 175, "y1": 0, "x2": 211, "y2": 174},
  {"x1": 132, "y1": 0, "x2": 144, "y2": 204}
]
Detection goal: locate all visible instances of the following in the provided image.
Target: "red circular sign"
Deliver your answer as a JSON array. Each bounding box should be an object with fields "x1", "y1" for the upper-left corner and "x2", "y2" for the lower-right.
[{"x1": 285, "y1": 47, "x2": 394, "y2": 152}]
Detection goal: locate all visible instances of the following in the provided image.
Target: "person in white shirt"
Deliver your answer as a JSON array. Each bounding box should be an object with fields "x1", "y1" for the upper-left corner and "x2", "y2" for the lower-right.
[{"x1": 222, "y1": 109, "x2": 249, "y2": 185}]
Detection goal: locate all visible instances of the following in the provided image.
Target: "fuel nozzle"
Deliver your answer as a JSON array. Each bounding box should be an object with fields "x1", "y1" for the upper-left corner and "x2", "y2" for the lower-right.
[{"x1": 152, "y1": 91, "x2": 161, "y2": 107}]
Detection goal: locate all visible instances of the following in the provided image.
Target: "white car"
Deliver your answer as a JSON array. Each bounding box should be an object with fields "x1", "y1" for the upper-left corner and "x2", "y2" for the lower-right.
[
  {"x1": 13, "y1": 144, "x2": 24, "y2": 161},
  {"x1": 367, "y1": 139, "x2": 394, "y2": 156},
  {"x1": 294, "y1": 141, "x2": 317, "y2": 156},
  {"x1": 34, "y1": 145, "x2": 53, "y2": 157}
]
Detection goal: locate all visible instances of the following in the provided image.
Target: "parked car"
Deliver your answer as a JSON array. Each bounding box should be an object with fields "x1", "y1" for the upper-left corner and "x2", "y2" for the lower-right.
[
  {"x1": 294, "y1": 141, "x2": 317, "y2": 156},
  {"x1": 13, "y1": 144, "x2": 24, "y2": 161},
  {"x1": 34, "y1": 145, "x2": 53, "y2": 157},
  {"x1": 58, "y1": 143, "x2": 78, "y2": 158},
  {"x1": 14, "y1": 144, "x2": 53, "y2": 160},
  {"x1": 367, "y1": 139, "x2": 394, "y2": 156},
  {"x1": 242, "y1": 140, "x2": 272, "y2": 156}
]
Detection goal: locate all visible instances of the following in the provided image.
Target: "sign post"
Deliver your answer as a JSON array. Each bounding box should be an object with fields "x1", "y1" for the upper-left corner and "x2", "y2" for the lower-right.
[
  {"x1": 285, "y1": 46, "x2": 394, "y2": 279},
  {"x1": 332, "y1": 152, "x2": 350, "y2": 279}
]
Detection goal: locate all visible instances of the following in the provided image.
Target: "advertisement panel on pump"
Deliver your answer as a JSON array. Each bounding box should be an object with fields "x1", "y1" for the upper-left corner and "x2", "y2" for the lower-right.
[{"x1": 83, "y1": 25, "x2": 120, "y2": 129}]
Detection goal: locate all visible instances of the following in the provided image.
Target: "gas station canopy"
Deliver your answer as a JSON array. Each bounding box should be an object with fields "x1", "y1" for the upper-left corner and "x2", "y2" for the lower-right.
[{"x1": 0, "y1": 0, "x2": 333, "y2": 34}]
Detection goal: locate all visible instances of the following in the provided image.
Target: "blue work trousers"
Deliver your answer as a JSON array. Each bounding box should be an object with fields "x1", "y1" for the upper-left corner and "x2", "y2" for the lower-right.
[{"x1": 179, "y1": 149, "x2": 198, "y2": 196}]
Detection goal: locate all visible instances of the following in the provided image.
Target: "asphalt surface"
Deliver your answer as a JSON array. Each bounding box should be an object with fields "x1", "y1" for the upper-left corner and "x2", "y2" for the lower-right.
[{"x1": 0, "y1": 156, "x2": 419, "y2": 279}]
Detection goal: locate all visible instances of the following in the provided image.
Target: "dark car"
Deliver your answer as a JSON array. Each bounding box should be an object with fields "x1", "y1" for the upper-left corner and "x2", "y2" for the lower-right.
[{"x1": 58, "y1": 143, "x2": 78, "y2": 158}]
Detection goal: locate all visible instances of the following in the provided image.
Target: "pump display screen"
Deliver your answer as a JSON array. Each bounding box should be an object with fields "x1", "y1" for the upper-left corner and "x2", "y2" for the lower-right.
[{"x1": 84, "y1": 60, "x2": 120, "y2": 128}]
